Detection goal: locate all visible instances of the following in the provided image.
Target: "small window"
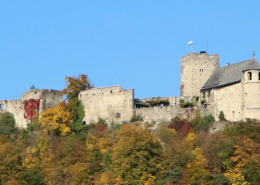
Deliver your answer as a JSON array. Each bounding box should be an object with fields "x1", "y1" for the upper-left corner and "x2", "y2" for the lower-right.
[
  {"x1": 110, "y1": 90, "x2": 113, "y2": 93},
  {"x1": 116, "y1": 113, "x2": 121, "y2": 118},
  {"x1": 248, "y1": 72, "x2": 252, "y2": 80},
  {"x1": 258, "y1": 72, "x2": 260, "y2": 80},
  {"x1": 208, "y1": 91, "x2": 210, "y2": 97},
  {"x1": 0, "y1": 104, "x2": 3, "y2": 110},
  {"x1": 202, "y1": 92, "x2": 205, "y2": 98}
]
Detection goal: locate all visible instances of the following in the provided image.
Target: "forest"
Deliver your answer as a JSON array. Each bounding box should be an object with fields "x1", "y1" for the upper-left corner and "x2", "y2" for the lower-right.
[{"x1": 1, "y1": 75, "x2": 260, "y2": 185}]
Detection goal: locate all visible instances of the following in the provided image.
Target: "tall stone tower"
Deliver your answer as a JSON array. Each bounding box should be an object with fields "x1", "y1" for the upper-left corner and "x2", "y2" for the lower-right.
[{"x1": 181, "y1": 52, "x2": 219, "y2": 98}]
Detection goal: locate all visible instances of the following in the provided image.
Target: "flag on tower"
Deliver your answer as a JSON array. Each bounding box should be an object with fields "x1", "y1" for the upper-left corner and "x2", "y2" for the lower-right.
[{"x1": 188, "y1": 41, "x2": 193, "y2": 45}]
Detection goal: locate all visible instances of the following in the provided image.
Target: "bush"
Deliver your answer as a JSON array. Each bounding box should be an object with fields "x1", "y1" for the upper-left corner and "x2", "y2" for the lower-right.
[
  {"x1": 191, "y1": 112, "x2": 215, "y2": 133},
  {"x1": 130, "y1": 114, "x2": 143, "y2": 122},
  {"x1": 179, "y1": 99, "x2": 194, "y2": 108},
  {"x1": 219, "y1": 111, "x2": 226, "y2": 120},
  {"x1": 201, "y1": 99, "x2": 206, "y2": 104}
]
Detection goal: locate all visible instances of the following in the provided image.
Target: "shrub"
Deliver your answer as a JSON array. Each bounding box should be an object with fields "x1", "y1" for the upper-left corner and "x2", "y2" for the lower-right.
[
  {"x1": 219, "y1": 111, "x2": 226, "y2": 120},
  {"x1": 130, "y1": 114, "x2": 143, "y2": 122},
  {"x1": 201, "y1": 99, "x2": 206, "y2": 104},
  {"x1": 179, "y1": 99, "x2": 194, "y2": 108}
]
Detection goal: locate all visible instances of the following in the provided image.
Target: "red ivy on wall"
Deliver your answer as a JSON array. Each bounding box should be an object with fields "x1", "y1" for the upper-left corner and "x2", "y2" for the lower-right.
[{"x1": 23, "y1": 98, "x2": 41, "y2": 122}]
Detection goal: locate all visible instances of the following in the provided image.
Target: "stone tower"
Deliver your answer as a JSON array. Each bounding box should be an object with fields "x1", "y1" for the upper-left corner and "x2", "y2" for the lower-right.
[
  {"x1": 241, "y1": 57, "x2": 260, "y2": 120},
  {"x1": 181, "y1": 52, "x2": 219, "y2": 98}
]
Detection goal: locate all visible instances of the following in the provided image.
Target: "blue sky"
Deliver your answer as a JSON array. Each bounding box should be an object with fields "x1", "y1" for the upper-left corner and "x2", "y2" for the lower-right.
[{"x1": 1, "y1": 1, "x2": 260, "y2": 100}]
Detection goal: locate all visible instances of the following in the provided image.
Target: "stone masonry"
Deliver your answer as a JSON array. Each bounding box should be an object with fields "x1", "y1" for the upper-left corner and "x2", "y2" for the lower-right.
[
  {"x1": 181, "y1": 52, "x2": 219, "y2": 98},
  {"x1": 0, "y1": 89, "x2": 63, "y2": 128},
  {"x1": 79, "y1": 86, "x2": 134, "y2": 125}
]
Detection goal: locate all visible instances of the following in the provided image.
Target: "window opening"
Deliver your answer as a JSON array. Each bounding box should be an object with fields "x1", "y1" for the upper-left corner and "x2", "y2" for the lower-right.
[
  {"x1": 116, "y1": 113, "x2": 121, "y2": 118},
  {"x1": 248, "y1": 72, "x2": 252, "y2": 80},
  {"x1": 0, "y1": 104, "x2": 3, "y2": 110}
]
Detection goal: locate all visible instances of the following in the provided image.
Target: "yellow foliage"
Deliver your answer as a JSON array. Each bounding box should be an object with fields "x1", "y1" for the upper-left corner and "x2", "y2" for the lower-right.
[
  {"x1": 40, "y1": 104, "x2": 73, "y2": 135},
  {"x1": 114, "y1": 176, "x2": 124, "y2": 185},
  {"x1": 186, "y1": 132, "x2": 197, "y2": 143},
  {"x1": 224, "y1": 137, "x2": 258, "y2": 185},
  {"x1": 187, "y1": 147, "x2": 211, "y2": 184},
  {"x1": 141, "y1": 173, "x2": 156, "y2": 185},
  {"x1": 99, "y1": 171, "x2": 113, "y2": 185}
]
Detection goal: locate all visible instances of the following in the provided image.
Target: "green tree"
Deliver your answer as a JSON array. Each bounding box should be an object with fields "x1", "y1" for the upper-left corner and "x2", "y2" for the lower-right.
[
  {"x1": 0, "y1": 112, "x2": 18, "y2": 140},
  {"x1": 20, "y1": 166, "x2": 46, "y2": 185}
]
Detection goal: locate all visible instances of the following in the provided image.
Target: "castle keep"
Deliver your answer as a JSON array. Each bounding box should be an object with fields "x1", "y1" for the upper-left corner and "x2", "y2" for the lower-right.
[{"x1": 1, "y1": 51, "x2": 260, "y2": 128}]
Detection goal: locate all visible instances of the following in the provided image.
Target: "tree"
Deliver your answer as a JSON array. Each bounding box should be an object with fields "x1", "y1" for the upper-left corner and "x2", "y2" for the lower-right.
[
  {"x1": 0, "y1": 112, "x2": 18, "y2": 141},
  {"x1": 112, "y1": 125, "x2": 162, "y2": 184},
  {"x1": 40, "y1": 74, "x2": 93, "y2": 136},
  {"x1": 20, "y1": 166, "x2": 46, "y2": 185},
  {"x1": 61, "y1": 74, "x2": 93, "y2": 118},
  {"x1": 40, "y1": 104, "x2": 73, "y2": 136}
]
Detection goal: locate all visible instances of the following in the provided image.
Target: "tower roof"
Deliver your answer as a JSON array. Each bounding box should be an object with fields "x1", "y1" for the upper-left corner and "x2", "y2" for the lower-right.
[{"x1": 201, "y1": 58, "x2": 260, "y2": 91}]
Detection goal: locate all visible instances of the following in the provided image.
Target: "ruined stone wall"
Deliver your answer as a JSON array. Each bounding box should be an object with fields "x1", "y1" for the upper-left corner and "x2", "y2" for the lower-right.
[
  {"x1": 79, "y1": 86, "x2": 134, "y2": 125},
  {"x1": 140, "y1": 96, "x2": 181, "y2": 106},
  {"x1": 21, "y1": 89, "x2": 63, "y2": 112},
  {"x1": 0, "y1": 100, "x2": 27, "y2": 128},
  {"x1": 181, "y1": 52, "x2": 219, "y2": 98},
  {"x1": 41, "y1": 90, "x2": 63, "y2": 112},
  {"x1": 135, "y1": 106, "x2": 206, "y2": 123},
  {"x1": 0, "y1": 89, "x2": 63, "y2": 128}
]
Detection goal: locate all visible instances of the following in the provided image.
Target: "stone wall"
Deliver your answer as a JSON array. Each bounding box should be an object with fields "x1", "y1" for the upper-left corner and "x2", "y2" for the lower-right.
[
  {"x1": 140, "y1": 96, "x2": 180, "y2": 106},
  {"x1": 181, "y1": 52, "x2": 219, "y2": 98},
  {"x1": 207, "y1": 83, "x2": 243, "y2": 121},
  {"x1": 0, "y1": 99, "x2": 27, "y2": 128},
  {"x1": 135, "y1": 106, "x2": 202, "y2": 123},
  {"x1": 0, "y1": 89, "x2": 63, "y2": 128},
  {"x1": 79, "y1": 86, "x2": 134, "y2": 125}
]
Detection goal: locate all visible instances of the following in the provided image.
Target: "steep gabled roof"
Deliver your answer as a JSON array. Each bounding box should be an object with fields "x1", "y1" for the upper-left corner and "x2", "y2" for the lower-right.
[{"x1": 201, "y1": 58, "x2": 260, "y2": 91}]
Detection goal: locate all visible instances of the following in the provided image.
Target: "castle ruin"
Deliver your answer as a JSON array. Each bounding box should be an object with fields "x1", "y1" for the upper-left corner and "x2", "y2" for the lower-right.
[{"x1": 1, "y1": 51, "x2": 260, "y2": 128}]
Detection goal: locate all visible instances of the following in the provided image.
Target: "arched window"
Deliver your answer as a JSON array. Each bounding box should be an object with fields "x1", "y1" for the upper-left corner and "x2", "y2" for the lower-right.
[
  {"x1": 248, "y1": 72, "x2": 252, "y2": 80},
  {"x1": 258, "y1": 72, "x2": 260, "y2": 80}
]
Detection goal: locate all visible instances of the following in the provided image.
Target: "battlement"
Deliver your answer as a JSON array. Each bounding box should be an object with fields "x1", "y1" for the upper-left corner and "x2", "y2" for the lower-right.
[
  {"x1": 22, "y1": 89, "x2": 60, "y2": 100},
  {"x1": 79, "y1": 86, "x2": 133, "y2": 98},
  {"x1": 181, "y1": 52, "x2": 219, "y2": 62}
]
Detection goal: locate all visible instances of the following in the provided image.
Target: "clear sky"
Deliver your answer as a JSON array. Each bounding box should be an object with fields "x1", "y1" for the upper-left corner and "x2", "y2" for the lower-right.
[{"x1": 1, "y1": 1, "x2": 260, "y2": 100}]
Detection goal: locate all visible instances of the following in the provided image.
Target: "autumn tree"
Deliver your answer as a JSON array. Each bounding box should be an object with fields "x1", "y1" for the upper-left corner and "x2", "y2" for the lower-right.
[
  {"x1": 112, "y1": 125, "x2": 162, "y2": 184},
  {"x1": 40, "y1": 74, "x2": 92, "y2": 135},
  {"x1": 61, "y1": 74, "x2": 92, "y2": 118}
]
